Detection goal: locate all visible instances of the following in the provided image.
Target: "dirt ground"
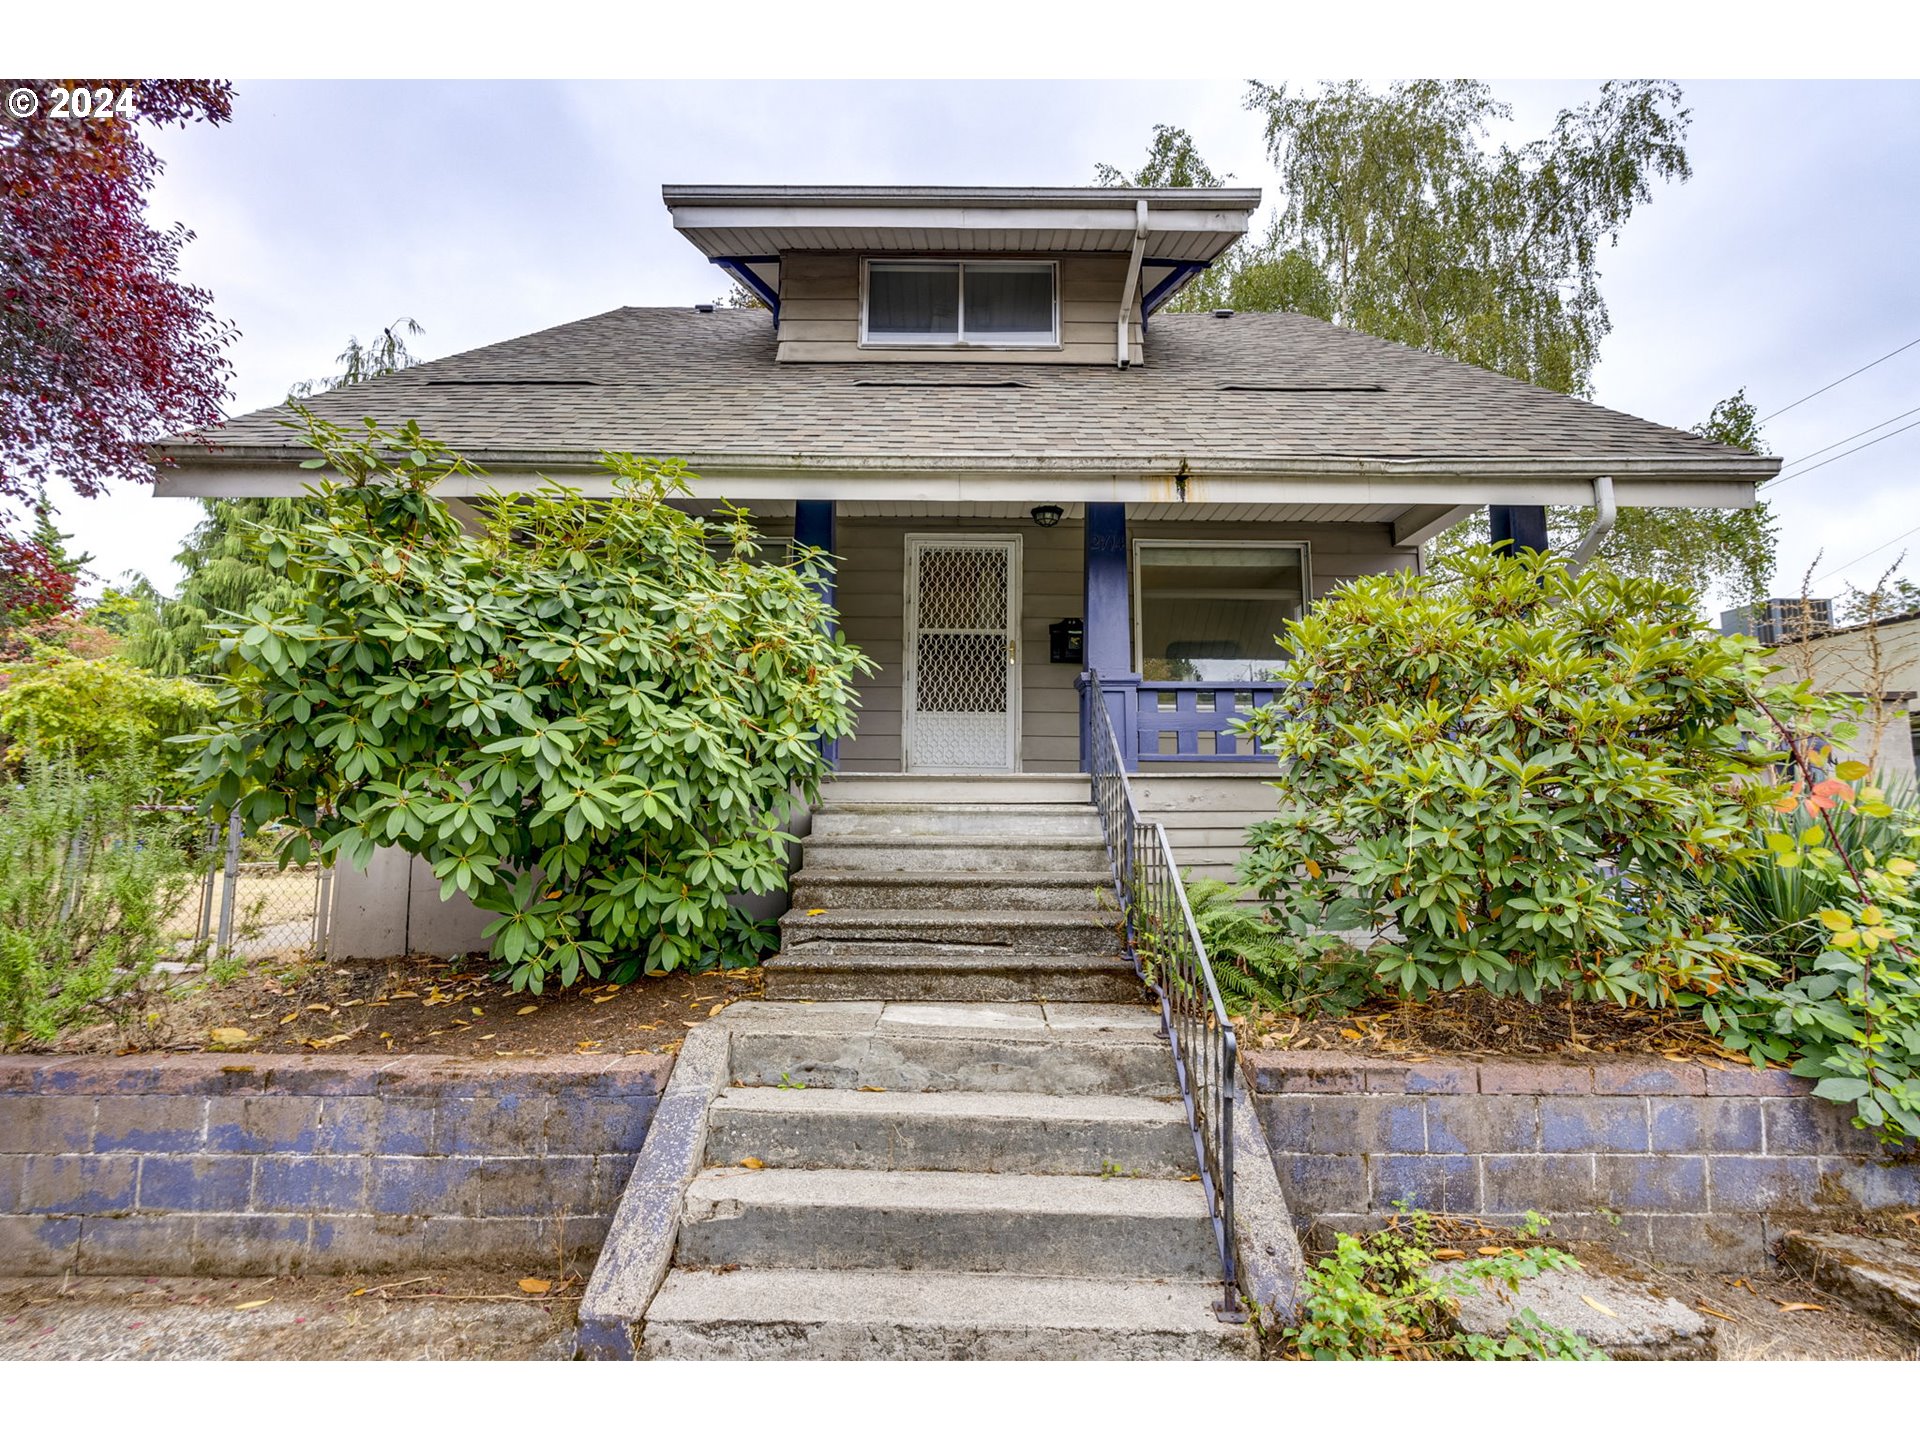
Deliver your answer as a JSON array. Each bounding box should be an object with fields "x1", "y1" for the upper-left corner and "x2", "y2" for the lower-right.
[
  {"x1": 1576, "y1": 1244, "x2": 1920, "y2": 1361},
  {"x1": 35, "y1": 954, "x2": 766, "y2": 1059},
  {"x1": 1244, "y1": 985, "x2": 1749, "y2": 1063},
  {"x1": 0, "y1": 1272, "x2": 581, "y2": 1361}
]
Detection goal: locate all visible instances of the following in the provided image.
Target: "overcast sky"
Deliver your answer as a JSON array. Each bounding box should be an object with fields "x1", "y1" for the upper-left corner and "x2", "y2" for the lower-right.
[{"x1": 41, "y1": 78, "x2": 1920, "y2": 613}]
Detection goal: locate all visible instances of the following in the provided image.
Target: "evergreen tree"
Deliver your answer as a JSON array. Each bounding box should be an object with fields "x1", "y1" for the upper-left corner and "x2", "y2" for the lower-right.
[{"x1": 127, "y1": 320, "x2": 425, "y2": 676}]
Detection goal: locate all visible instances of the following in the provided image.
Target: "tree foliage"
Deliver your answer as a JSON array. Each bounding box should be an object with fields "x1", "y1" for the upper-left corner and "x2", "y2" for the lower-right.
[
  {"x1": 1094, "y1": 124, "x2": 1230, "y2": 188},
  {"x1": 0, "y1": 79, "x2": 236, "y2": 498},
  {"x1": 1100, "y1": 85, "x2": 1777, "y2": 602},
  {"x1": 287, "y1": 317, "x2": 424, "y2": 400},
  {"x1": 129, "y1": 318, "x2": 427, "y2": 677},
  {"x1": 1431, "y1": 388, "x2": 1779, "y2": 605},
  {"x1": 186, "y1": 414, "x2": 870, "y2": 989},
  {"x1": 0, "y1": 646, "x2": 216, "y2": 781},
  {"x1": 1236, "y1": 548, "x2": 1819, "y2": 1007},
  {"x1": 1156, "y1": 80, "x2": 1693, "y2": 395}
]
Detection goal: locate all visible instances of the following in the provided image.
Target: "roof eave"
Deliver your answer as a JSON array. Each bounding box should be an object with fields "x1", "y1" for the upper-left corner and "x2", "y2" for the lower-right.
[{"x1": 149, "y1": 444, "x2": 1772, "y2": 508}]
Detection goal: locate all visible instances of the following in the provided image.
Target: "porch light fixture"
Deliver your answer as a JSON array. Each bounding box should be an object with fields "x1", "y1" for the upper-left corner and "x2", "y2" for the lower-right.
[{"x1": 1030, "y1": 505, "x2": 1064, "y2": 528}]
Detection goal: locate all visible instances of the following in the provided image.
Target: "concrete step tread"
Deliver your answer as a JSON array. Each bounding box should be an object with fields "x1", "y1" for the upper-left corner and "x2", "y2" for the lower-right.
[
  {"x1": 815, "y1": 802, "x2": 1098, "y2": 816},
  {"x1": 646, "y1": 1267, "x2": 1246, "y2": 1338},
  {"x1": 713, "y1": 1086, "x2": 1184, "y2": 1125},
  {"x1": 685, "y1": 1166, "x2": 1209, "y2": 1217},
  {"x1": 782, "y1": 907, "x2": 1117, "y2": 926},
  {"x1": 765, "y1": 951, "x2": 1135, "y2": 973},
  {"x1": 792, "y1": 869, "x2": 1113, "y2": 886},
  {"x1": 806, "y1": 833, "x2": 1107, "y2": 849}
]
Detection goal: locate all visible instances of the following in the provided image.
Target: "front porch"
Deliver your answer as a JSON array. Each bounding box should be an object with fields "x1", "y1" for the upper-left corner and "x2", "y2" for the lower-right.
[{"x1": 781, "y1": 498, "x2": 1453, "y2": 776}]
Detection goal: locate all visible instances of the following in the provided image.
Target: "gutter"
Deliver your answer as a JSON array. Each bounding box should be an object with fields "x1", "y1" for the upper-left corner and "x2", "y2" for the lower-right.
[
  {"x1": 1118, "y1": 199, "x2": 1148, "y2": 370},
  {"x1": 1562, "y1": 475, "x2": 1617, "y2": 576},
  {"x1": 150, "y1": 444, "x2": 1779, "y2": 483}
]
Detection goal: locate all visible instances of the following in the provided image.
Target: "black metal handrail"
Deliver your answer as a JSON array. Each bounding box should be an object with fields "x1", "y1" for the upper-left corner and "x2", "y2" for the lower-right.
[{"x1": 1083, "y1": 671, "x2": 1245, "y2": 1322}]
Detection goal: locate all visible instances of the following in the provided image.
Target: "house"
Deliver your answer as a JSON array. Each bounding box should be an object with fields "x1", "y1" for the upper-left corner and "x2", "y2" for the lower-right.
[
  {"x1": 1789, "y1": 608, "x2": 1920, "y2": 779},
  {"x1": 152, "y1": 184, "x2": 1779, "y2": 953}
]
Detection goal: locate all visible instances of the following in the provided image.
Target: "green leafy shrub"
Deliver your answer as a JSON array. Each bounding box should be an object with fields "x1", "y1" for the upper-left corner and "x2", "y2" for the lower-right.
[
  {"x1": 1184, "y1": 877, "x2": 1373, "y2": 1017},
  {"x1": 0, "y1": 650, "x2": 215, "y2": 791},
  {"x1": 1237, "y1": 547, "x2": 1820, "y2": 1008},
  {"x1": 0, "y1": 750, "x2": 199, "y2": 1047},
  {"x1": 1709, "y1": 759, "x2": 1920, "y2": 1140},
  {"x1": 186, "y1": 414, "x2": 869, "y2": 991},
  {"x1": 1288, "y1": 1209, "x2": 1601, "y2": 1361}
]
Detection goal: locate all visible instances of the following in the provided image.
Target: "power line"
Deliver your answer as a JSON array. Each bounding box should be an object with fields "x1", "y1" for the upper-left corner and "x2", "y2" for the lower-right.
[
  {"x1": 1761, "y1": 402, "x2": 1920, "y2": 486},
  {"x1": 1759, "y1": 334, "x2": 1920, "y2": 423},
  {"x1": 1814, "y1": 520, "x2": 1920, "y2": 583},
  {"x1": 1764, "y1": 414, "x2": 1920, "y2": 488}
]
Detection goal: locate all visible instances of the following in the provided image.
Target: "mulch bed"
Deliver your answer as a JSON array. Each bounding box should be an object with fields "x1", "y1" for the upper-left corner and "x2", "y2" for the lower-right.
[
  {"x1": 1242, "y1": 986, "x2": 1740, "y2": 1063},
  {"x1": 36, "y1": 954, "x2": 766, "y2": 1059}
]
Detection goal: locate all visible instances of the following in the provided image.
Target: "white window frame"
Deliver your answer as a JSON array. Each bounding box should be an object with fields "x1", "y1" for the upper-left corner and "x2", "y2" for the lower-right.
[
  {"x1": 1131, "y1": 539, "x2": 1314, "y2": 678},
  {"x1": 860, "y1": 258, "x2": 1060, "y2": 350}
]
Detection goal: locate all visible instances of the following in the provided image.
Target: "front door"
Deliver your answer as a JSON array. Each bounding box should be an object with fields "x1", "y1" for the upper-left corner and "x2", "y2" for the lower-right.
[{"x1": 902, "y1": 534, "x2": 1022, "y2": 773}]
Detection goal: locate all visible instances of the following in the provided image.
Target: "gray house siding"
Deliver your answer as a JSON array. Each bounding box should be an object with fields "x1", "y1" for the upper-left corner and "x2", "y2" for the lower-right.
[{"x1": 834, "y1": 513, "x2": 1417, "y2": 773}]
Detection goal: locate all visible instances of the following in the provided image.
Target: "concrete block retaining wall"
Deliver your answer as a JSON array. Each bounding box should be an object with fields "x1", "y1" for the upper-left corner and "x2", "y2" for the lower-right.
[
  {"x1": 1248, "y1": 1052, "x2": 1920, "y2": 1270},
  {"x1": 0, "y1": 1053, "x2": 671, "y2": 1276}
]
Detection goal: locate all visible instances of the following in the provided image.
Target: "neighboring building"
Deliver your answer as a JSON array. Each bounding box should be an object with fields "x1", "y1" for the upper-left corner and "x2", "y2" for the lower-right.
[
  {"x1": 1790, "y1": 609, "x2": 1920, "y2": 780},
  {"x1": 151, "y1": 184, "x2": 1778, "y2": 950},
  {"x1": 1720, "y1": 596, "x2": 1834, "y2": 646}
]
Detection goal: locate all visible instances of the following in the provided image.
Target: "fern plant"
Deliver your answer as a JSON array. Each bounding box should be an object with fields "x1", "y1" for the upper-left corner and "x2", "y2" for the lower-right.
[{"x1": 1185, "y1": 876, "x2": 1374, "y2": 1018}]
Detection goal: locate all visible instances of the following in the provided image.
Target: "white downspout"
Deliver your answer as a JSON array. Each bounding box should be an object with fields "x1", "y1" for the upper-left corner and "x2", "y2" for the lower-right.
[
  {"x1": 1118, "y1": 199, "x2": 1148, "y2": 370},
  {"x1": 1563, "y1": 476, "x2": 1616, "y2": 577}
]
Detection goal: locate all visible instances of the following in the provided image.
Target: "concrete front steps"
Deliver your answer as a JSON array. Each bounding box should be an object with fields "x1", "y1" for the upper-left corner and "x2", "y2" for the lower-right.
[
  {"x1": 766, "y1": 774, "x2": 1140, "y2": 1004},
  {"x1": 625, "y1": 1000, "x2": 1255, "y2": 1361}
]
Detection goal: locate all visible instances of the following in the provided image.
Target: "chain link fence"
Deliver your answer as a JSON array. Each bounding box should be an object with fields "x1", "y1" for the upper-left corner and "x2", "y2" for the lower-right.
[{"x1": 164, "y1": 814, "x2": 332, "y2": 964}]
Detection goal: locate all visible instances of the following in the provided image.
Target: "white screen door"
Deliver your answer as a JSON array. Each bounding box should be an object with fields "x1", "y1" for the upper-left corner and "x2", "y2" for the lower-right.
[{"x1": 903, "y1": 535, "x2": 1022, "y2": 773}]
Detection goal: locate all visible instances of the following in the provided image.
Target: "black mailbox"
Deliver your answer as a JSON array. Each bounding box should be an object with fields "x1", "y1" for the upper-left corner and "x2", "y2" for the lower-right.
[{"x1": 1049, "y1": 618, "x2": 1084, "y2": 664}]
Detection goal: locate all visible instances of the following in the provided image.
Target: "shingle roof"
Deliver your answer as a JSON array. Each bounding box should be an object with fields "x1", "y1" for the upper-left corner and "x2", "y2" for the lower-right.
[{"x1": 158, "y1": 306, "x2": 1774, "y2": 480}]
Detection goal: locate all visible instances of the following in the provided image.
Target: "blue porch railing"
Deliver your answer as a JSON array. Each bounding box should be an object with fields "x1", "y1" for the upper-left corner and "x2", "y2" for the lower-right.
[
  {"x1": 1135, "y1": 682, "x2": 1284, "y2": 764},
  {"x1": 1080, "y1": 675, "x2": 1284, "y2": 771}
]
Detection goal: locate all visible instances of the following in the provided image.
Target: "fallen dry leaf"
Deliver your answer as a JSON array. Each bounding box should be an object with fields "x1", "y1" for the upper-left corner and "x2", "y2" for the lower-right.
[
  {"x1": 1775, "y1": 1301, "x2": 1825, "y2": 1313},
  {"x1": 709, "y1": 1003, "x2": 727, "y2": 1017},
  {"x1": 1696, "y1": 1303, "x2": 1739, "y2": 1322},
  {"x1": 805, "y1": 908, "x2": 827, "y2": 916},
  {"x1": 208, "y1": 1027, "x2": 252, "y2": 1048},
  {"x1": 1580, "y1": 1295, "x2": 1619, "y2": 1318},
  {"x1": 1476, "y1": 1246, "x2": 1506, "y2": 1257},
  {"x1": 234, "y1": 1299, "x2": 271, "y2": 1311},
  {"x1": 517, "y1": 1277, "x2": 552, "y2": 1295},
  {"x1": 278, "y1": 1011, "x2": 298, "y2": 1026},
  {"x1": 738, "y1": 1157, "x2": 766, "y2": 1170},
  {"x1": 516, "y1": 1005, "x2": 538, "y2": 1016},
  {"x1": 1431, "y1": 1248, "x2": 1467, "y2": 1261}
]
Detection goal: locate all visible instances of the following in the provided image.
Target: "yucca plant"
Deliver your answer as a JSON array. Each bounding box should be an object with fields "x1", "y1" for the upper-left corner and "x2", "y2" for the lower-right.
[{"x1": 1719, "y1": 773, "x2": 1918, "y2": 973}]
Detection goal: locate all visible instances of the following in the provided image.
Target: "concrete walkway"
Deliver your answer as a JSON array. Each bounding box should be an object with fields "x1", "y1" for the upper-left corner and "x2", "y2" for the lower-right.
[{"x1": 0, "y1": 1276, "x2": 577, "y2": 1361}]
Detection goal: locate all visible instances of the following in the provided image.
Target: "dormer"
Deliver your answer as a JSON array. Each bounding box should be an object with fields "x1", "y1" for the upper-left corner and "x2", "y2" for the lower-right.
[{"x1": 662, "y1": 185, "x2": 1261, "y2": 367}]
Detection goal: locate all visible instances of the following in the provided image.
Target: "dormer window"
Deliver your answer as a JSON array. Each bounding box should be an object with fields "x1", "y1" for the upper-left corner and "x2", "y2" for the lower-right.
[{"x1": 861, "y1": 260, "x2": 1058, "y2": 348}]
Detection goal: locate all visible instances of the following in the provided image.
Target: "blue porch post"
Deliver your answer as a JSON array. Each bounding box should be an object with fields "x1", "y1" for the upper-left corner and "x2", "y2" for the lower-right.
[
  {"x1": 1488, "y1": 504, "x2": 1549, "y2": 555},
  {"x1": 793, "y1": 500, "x2": 839, "y2": 770},
  {"x1": 1082, "y1": 501, "x2": 1140, "y2": 772}
]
